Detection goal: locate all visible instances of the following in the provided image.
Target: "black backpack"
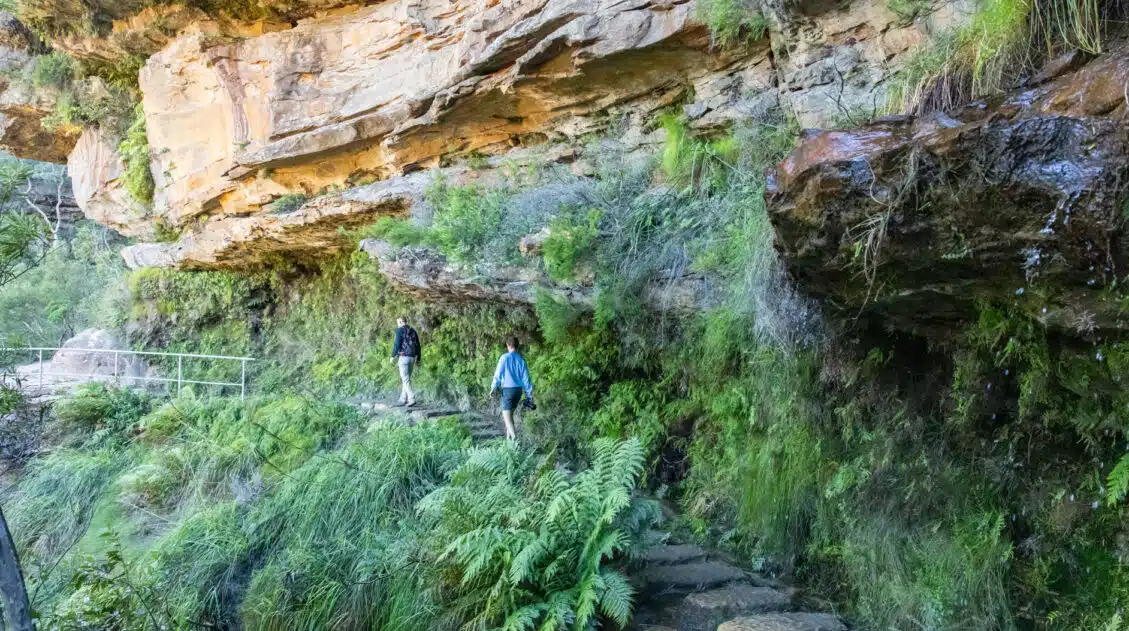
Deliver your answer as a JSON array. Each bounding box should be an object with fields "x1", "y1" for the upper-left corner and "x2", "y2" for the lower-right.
[{"x1": 400, "y1": 326, "x2": 420, "y2": 357}]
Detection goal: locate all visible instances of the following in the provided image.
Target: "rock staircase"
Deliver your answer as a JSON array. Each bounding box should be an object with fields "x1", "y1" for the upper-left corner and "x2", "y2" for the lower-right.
[
  {"x1": 348, "y1": 400, "x2": 505, "y2": 441},
  {"x1": 347, "y1": 400, "x2": 845, "y2": 630},
  {"x1": 629, "y1": 541, "x2": 845, "y2": 631}
]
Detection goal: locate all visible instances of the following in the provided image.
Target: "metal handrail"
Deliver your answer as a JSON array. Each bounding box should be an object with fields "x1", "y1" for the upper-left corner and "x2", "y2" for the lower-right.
[
  {"x1": 5, "y1": 347, "x2": 256, "y2": 361},
  {"x1": 2, "y1": 347, "x2": 255, "y2": 399}
]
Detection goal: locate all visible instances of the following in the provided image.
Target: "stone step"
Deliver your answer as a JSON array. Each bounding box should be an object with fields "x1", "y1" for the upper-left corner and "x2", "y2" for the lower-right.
[
  {"x1": 639, "y1": 560, "x2": 747, "y2": 593},
  {"x1": 470, "y1": 428, "x2": 504, "y2": 437},
  {"x1": 639, "y1": 544, "x2": 707, "y2": 566},
  {"x1": 683, "y1": 583, "x2": 794, "y2": 616},
  {"x1": 631, "y1": 582, "x2": 795, "y2": 631},
  {"x1": 717, "y1": 613, "x2": 845, "y2": 631},
  {"x1": 409, "y1": 407, "x2": 462, "y2": 421},
  {"x1": 350, "y1": 400, "x2": 394, "y2": 413}
]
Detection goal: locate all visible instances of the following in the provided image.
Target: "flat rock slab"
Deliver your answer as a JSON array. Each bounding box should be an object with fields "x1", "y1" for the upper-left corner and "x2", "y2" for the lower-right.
[
  {"x1": 718, "y1": 613, "x2": 845, "y2": 631},
  {"x1": 640, "y1": 544, "x2": 707, "y2": 566},
  {"x1": 410, "y1": 408, "x2": 462, "y2": 420},
  {"x1": 640, "y1": 560, "x2": 747, "y2": 591},
  {"x1": 354, "y1": 401, "x2": 393, "y2": 412},
  {"x1": 684, "y1": 583, "x2": 794, "y2": 615}
]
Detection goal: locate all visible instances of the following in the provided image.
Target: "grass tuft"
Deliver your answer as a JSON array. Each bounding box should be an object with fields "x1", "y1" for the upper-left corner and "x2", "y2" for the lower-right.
[
  {"x1": 887, "y1": 0, "x2": 1120, "y2": 114},
  {"x1": 694, "y1": 0, "x2": 770, "y2": 47}
]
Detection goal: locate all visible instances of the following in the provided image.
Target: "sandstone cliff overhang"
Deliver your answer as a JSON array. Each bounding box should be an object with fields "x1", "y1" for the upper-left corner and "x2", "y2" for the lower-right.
[
  {"x1": 138, "y1": 0, "x2": 765, "y2": 228},
  {"x1": 360, "y1": 238, "x2": 596, "y2": 307},
  {"x1": 121, "y1": 175, "x2": 426, "y2": 269},
  {"x1": 54, "y1": 0, "x2": 973, "y2": 269},
  {"x1": 767, "y1": 46, "x2": 1129, "y2": 340}
]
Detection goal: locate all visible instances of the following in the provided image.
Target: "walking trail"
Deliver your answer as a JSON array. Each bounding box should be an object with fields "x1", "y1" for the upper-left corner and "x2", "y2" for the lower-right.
[{"x1": 349, "y1": 399, "x2": 848, "y2": 631}]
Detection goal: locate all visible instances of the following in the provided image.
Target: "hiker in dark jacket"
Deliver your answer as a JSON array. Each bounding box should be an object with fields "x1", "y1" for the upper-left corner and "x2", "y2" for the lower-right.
[
  {"x1": 489, "y1": 336, "x2": 534, "y2": 441},
  {"x1": 391, "y1": 317, "x2": 421, "y2": 406}
]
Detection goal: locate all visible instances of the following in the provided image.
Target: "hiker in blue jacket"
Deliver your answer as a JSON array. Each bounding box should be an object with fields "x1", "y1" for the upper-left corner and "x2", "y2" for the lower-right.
[{"x1": 489, "y1": 336, "x2": 534, "y2": 441}]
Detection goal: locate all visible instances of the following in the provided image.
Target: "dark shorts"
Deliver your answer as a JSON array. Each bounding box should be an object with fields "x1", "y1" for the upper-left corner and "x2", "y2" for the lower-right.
[{"x1": 501, "y1": 387, "x2": 524, "y2": 411}]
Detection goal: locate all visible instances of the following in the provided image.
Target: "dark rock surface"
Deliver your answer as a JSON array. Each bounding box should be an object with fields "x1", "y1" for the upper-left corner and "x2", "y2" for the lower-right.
[
  {"x1": 767, "y1": 45, "x2": 1129, "y2": 341},
  {"x1": 717, "y1": 613, "x2": 847, "y2": 631},
  {"x1": 629, "y1": 542, "x2": 842, "y2": 631}
]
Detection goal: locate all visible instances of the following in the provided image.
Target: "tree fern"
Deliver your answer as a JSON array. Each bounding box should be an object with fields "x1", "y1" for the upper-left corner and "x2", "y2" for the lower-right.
[{"x1": 420, "y1": 437, "x2": 658, "y2": 630}]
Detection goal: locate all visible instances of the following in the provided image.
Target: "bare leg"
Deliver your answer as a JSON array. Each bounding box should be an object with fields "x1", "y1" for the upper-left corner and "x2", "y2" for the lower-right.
[{"x1": 502, "y1": 409, "x2": 516, "y2": 441}]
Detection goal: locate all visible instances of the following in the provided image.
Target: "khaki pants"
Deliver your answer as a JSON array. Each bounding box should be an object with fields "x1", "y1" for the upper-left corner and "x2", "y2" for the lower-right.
[{"x1": 398, "y1": 356, "x2": 416, "y2": 404}]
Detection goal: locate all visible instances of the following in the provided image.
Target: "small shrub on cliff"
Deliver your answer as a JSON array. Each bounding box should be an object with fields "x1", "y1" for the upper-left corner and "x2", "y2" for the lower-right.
[
  {"x1": 268, "y1": 193, "x2": 309, "y2": 214},
  {"x1": 887, "y1": 0, "x2": 932, "y2": 23},
  {"x1": 361, "y1": 216, "x2": 428, "y2": 247},
  {"x1": 695, "y1": 0, "x2": 769, "y2": 47},
  {"x1": 426, "y1": 178, "x2": 506, "y2": 264},
  {"x1": 151, "y1": 218, "x2": 181, "y2": 243},
  {"x1": 660, "y1": 114, "x2": 736, "y2": 192},
  {"x1": 118, "y1": 104, "x2": 154, "y2": 204},
  {"x1": 30, "y1": 51, "x2": 77, "y2": 88},
  {"x1": 542, "y1": 209, "x2": 600, "y2": 282}
]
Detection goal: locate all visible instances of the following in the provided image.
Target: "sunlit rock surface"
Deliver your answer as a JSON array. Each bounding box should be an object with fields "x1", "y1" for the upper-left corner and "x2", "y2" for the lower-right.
[
  {"x1": 120, "y1": 173, "x2": 426, "y2": 268},
  {"x1": 69, "y1": 0, "x2": 962, "y2": 268}
]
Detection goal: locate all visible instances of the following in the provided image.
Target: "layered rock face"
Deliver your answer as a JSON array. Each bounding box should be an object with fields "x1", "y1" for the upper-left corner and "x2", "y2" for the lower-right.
[
  {"x1": 138, "y1": 0, "x2": 764, "y2": 229},
  {"x1": 767, "y1": 46, "x2": 1129, "y2": 339},
  {"x1": 43, "y1": 0, "x2": 963, "y2": 268},
  {"x1": 0, "y1": 12, "x2": 80, "y2": 163},
  {"x1": 359, "y1": 237, "x2": 719, "y2": 311}
]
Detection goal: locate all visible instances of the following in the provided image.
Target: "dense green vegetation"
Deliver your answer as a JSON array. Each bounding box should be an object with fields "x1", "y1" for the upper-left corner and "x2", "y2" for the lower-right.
[
  {"x1": 4, "y1": 383, "x2": 655, "y2": 629},
  {"x1": 5, "y1": 76, "x2": 1129, "y2": 631},
  {"x1": 121, "y1": 114, "x2": 1129, "y2": 629},
  {"x1": 117, "y1": 104, "x2": 154, "y2": 204},
  {"x1": 0, "y1": 220, "x2": 127, "y2": 347}
]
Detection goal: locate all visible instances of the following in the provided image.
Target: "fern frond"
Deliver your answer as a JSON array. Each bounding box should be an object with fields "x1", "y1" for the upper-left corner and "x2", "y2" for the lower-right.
[
  {"x1": 600, "y1": 487, "x2": 631, "y2": 524},
  {"x1": 608, "y1": 438, "x2": 644, "y2": 491},
  {"x1": 501, "y1": 602, "x2": 547, "y2": 631},
  {"x1": 573, "y1": 573, "x2": 600, "y2": 628},
  {"x1": 1108, "y1": 453, "x2": 1129, "y2": 506},
  {"x1": 510, "y1": 535, "x2": 551, "y2": 585},
  {"x1": 597, "y1": 570, "x2": 634, "y2": 628},
  {"x1": 534, "y1": 589, "x2": 575, "y2": 631},
  {"x1": 424, "y1": 438, "x2": 658, "y2": 631}
]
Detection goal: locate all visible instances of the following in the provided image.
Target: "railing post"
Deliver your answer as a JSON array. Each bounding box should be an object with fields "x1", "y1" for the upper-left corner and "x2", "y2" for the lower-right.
[
  {"x1": 37, "y1": 350, "x2": 42, "y2": 392},
  {"x1": 177, "y1": 356, "x2": 182, "y2": 396},
  {"x1": 240, "y1": 358, "x2": 246, "y2": 401}
]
